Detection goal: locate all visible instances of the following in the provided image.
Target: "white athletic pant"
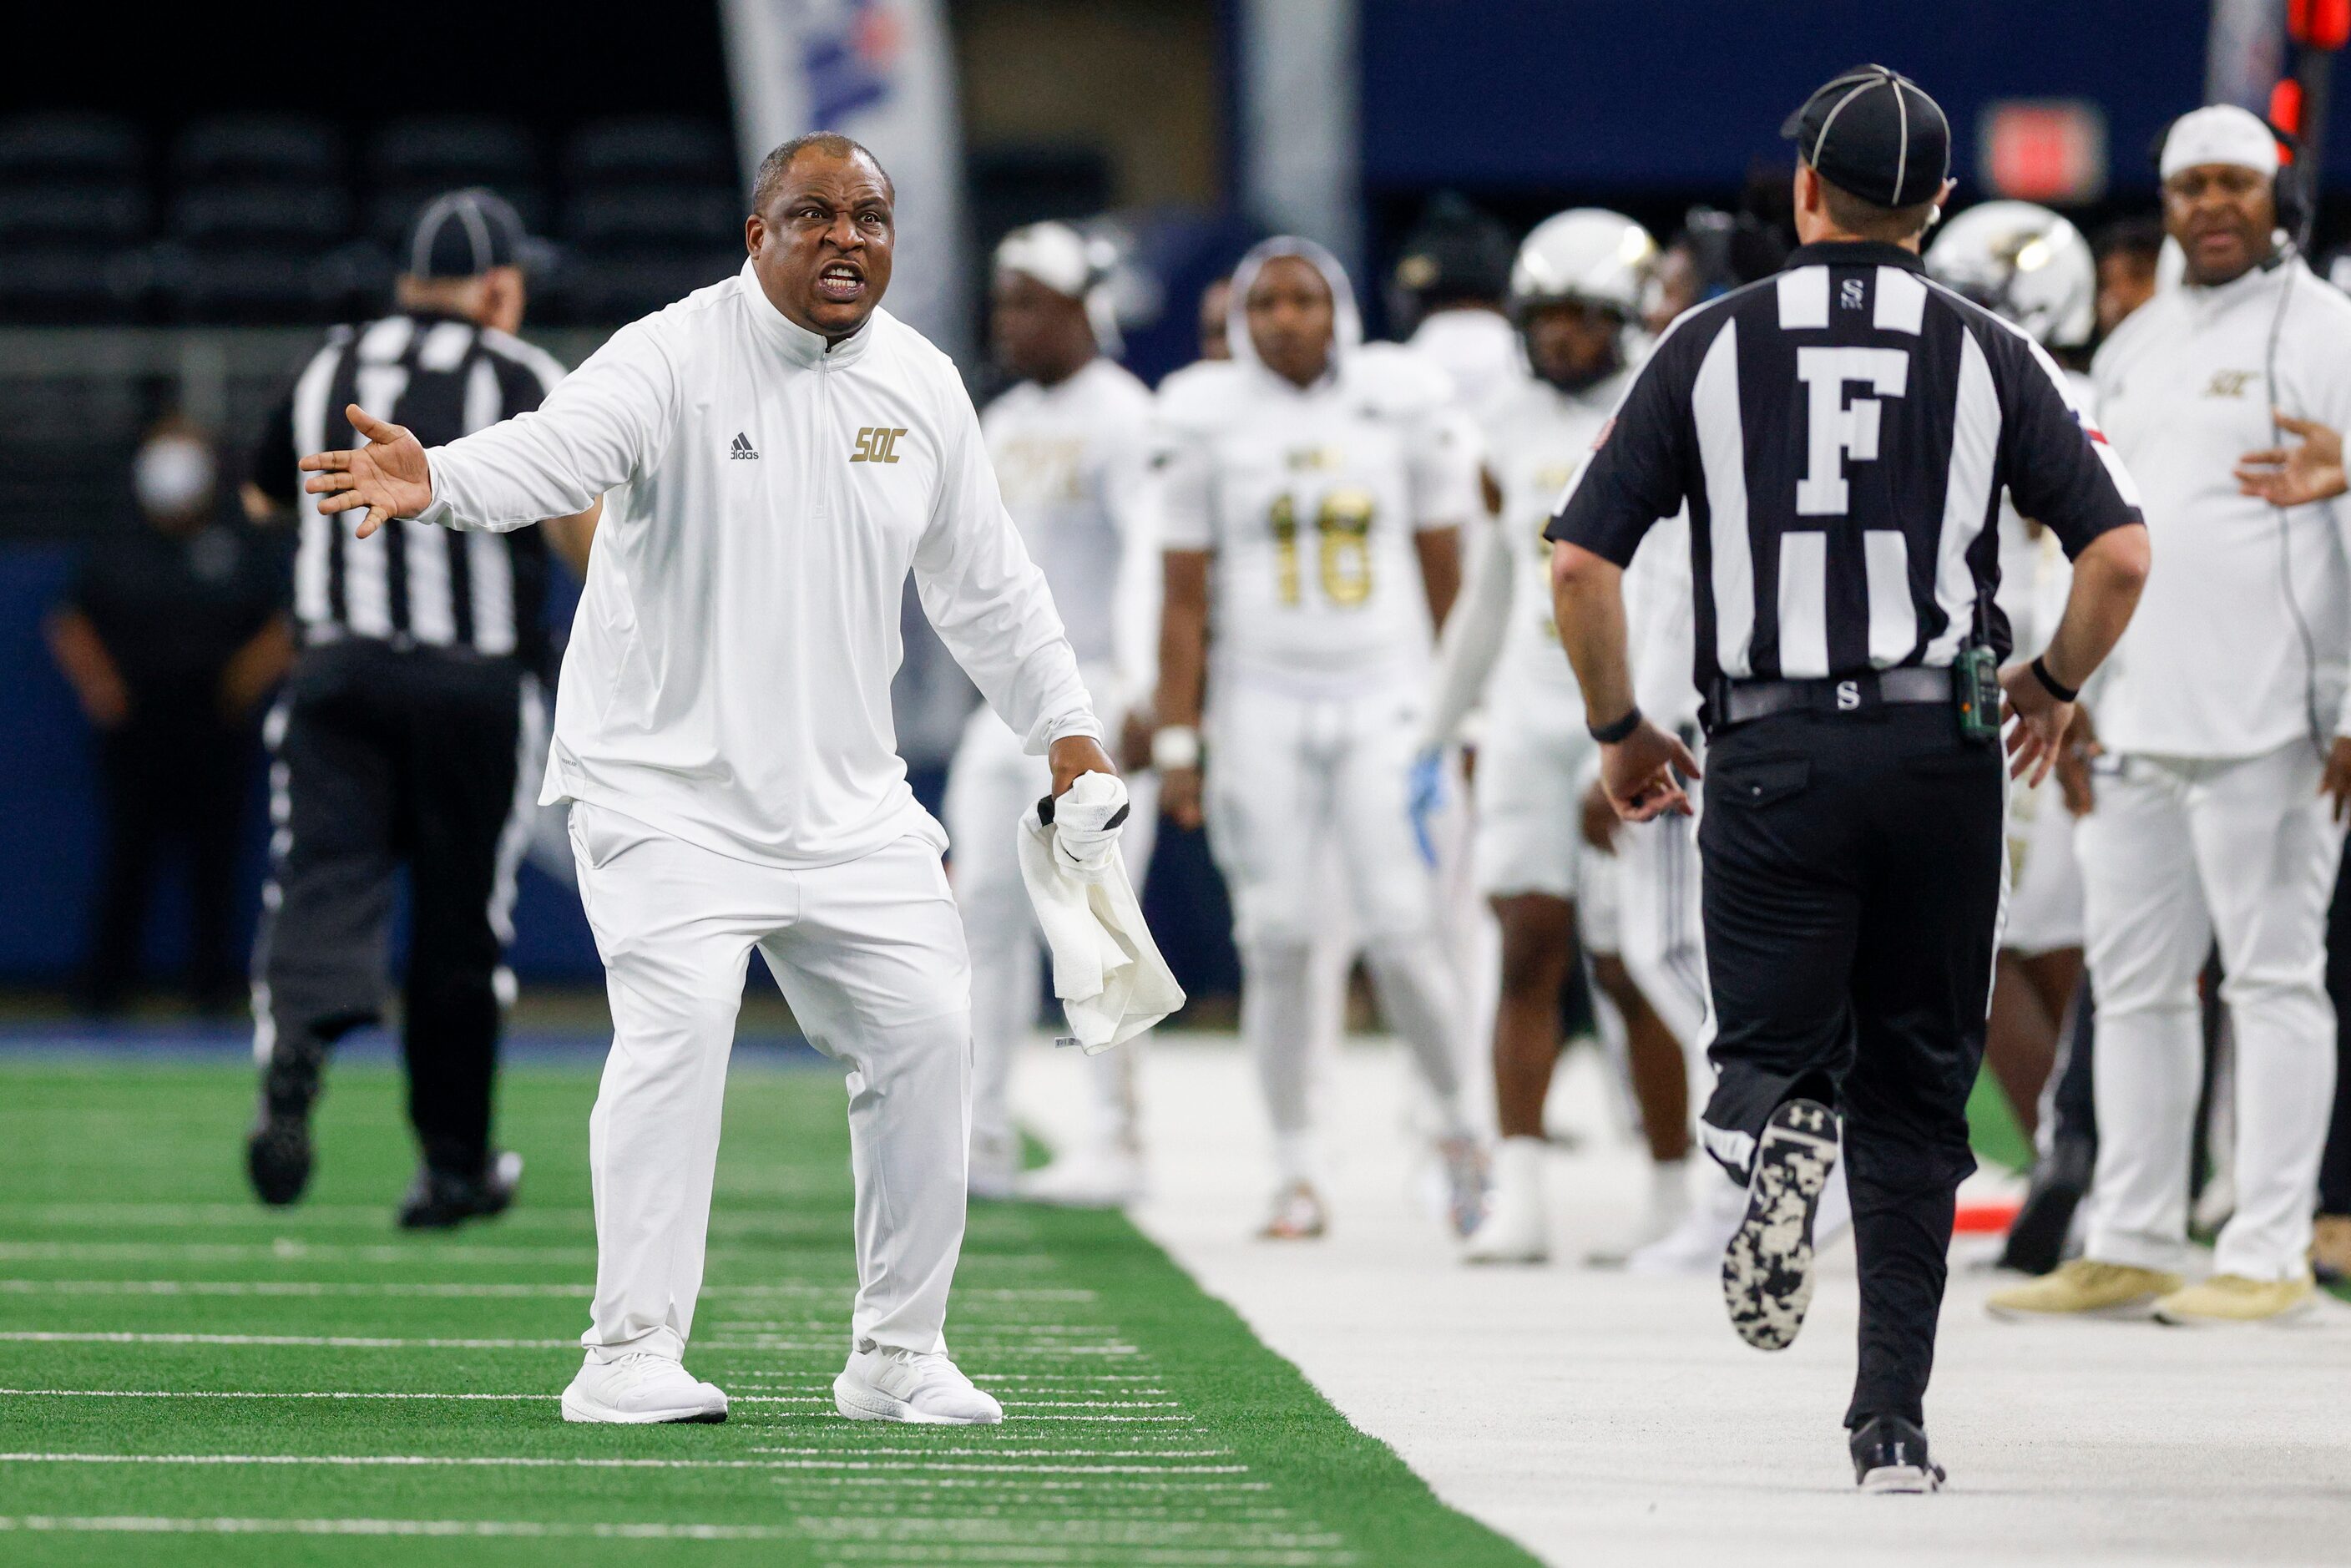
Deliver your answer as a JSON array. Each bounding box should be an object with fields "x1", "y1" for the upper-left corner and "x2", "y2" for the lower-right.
[
  {"x1": 1204, "y1": 681, "x2": 1466, "y2": 1171},
  {"x1": 943, "y1": 707, "x2": 1157, "y2": 1162},
  {"x1": 569, "y1": 802, "x2": 973, "y2": 1361},
  {"x1": 2076, "y1": 741, "x2": 2344, "y2": 1280}
]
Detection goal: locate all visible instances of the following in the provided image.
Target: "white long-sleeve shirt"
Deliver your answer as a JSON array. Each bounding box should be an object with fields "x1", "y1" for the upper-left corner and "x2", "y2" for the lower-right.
[
  {"x1": 2091, "y1": 255, "x2": 2351, "y2": 759},
  {"x1": 415, "y1": 261, "x2": 1100, "y2": 867}
]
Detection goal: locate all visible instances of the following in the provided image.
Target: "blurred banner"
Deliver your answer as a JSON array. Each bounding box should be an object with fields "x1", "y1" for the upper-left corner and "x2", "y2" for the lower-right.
[
  {"x1": 1238, "y1": 0, "x2": 1362, "y2": 281},
  {"x1": 2207, "y1": 0, "x2": 2288, "y2": 110},
  {"x1": 720, "y1": 0, "x2": 969, "y2": 359}
]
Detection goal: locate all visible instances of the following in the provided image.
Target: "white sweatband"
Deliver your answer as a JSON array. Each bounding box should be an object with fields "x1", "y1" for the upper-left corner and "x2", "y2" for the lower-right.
[
  {"x1": 2159, "y1": 105, "x2": 2280, "y2": 182},
  {"x1": 1150, "y1": 726, "x2": 1201, "y2": 771}
]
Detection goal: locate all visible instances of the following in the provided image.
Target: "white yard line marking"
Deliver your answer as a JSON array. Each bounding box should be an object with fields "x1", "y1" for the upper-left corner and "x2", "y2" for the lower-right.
[
  {"x1": 0, "y1": 1279, "x2": 1093, "y2": 1303},
  {"x1": 0, "y1": 1388, "x2": 548, "y2": 1402},
  {"x1": 0, "y1": 1515, "x2": 801, "y2": 1541},
  {"x1": 752, "y1": 1457, "x2": 1241, "y2": 1466},
  {"x1": 0, "y1": 1332, "x2": 577, "y2": 1349},
  {"x1": 0, "y1": 1454, "x2": 1250, "y2": 1476},
  {"x1": 0, "y1": 1279, "x2": 594, "y2": 1298}
]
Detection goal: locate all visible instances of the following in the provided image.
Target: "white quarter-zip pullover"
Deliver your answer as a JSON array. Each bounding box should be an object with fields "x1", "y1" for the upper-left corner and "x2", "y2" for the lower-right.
[
  {"x1": 2092, "y1": 255, "x2": 2351, "y2": 758},
  {"x1": 415, "y1": 261, "x2": 1100, "y2": 867}
]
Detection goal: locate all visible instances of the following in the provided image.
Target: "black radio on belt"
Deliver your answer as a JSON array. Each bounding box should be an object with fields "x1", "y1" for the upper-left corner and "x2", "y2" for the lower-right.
[{"x1": 1953, "y1": 644, "x2": 2000, "y2": 746}]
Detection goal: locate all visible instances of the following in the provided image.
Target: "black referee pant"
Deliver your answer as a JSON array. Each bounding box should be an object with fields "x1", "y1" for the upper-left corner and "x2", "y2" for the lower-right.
[
  {"x1": 1697, "y1": 701, "x2": 2004, "y2": 1432},
  {"x1": 251, "y1": 640, "x2": 535, "y2": 1178}
]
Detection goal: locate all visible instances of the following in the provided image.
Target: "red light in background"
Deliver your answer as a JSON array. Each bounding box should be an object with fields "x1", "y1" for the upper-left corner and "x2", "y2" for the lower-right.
[{"x1": 1978, "y1": 100, "x2": 2109, "y2": 204}]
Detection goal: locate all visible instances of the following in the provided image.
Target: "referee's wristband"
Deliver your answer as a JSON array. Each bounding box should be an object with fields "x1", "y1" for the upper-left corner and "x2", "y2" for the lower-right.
[
  {"x1": 1587, "y1": 706, "x2": 1643, "y2": 746},
  {"x1": 2029, "y1": 655, "x2": 2080, "y2": 705},
  {"x1": 1150, "y1": 726, "x2": 1201, "y2": 771}
]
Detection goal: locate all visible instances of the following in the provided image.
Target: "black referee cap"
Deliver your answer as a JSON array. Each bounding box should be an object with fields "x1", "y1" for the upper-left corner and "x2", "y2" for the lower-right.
[
  {"x1": 402, "y1": 187, "x2": 533, "y2": 281},
  {"x1": 1782, "y1": 65, "x2": 1950, "y2": 210}
]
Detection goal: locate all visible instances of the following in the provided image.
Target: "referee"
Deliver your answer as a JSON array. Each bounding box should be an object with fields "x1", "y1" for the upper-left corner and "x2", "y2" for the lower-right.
[
  {"x1": 243, "y1": 190, "x2": 599, "y2": 1227},
  {"x1": 1545, "y1": 67, "x2": 2150, "y2": 1490}
]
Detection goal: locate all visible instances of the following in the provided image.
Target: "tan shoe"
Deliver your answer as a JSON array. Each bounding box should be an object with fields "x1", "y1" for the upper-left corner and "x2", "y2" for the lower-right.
[
  {"x1": 2311, "y1": 1216, "x2": 2351, "y2": 1282},
  {"x1": 1258, "y1": 1181, "x2": 1327, "y2": 1241},
  {"x1": 1986, "y1": 1258, "x2": 2182, "y2": 1320},
  {"x1": 2152, "y1": 1272, "x2": 2316, "y2": 1326}
]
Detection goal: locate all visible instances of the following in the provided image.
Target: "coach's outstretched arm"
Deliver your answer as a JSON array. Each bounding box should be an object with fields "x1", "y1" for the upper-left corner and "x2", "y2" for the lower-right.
[
  {"x1": 1551, "y1": 540, "x2": 1700, "y2": 823},
  {"x1": 299, "y1": 318, "x2": 668, "y2": 535}
]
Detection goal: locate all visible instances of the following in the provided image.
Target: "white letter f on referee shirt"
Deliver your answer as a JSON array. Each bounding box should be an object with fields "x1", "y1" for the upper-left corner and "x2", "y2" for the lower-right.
[{"x1": 1796, "y1": 347, "x2": 1910, "y2": 515}]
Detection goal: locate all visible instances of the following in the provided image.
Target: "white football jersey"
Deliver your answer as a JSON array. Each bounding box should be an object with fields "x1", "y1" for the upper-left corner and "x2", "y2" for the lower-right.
[
  {"x1": 982, "y1": 356, "x2": 1158, "y2": 711},
  {"x1": 1477, "y1": 367, "x2": 1632, "y2": 726},
  {"x1": 1156, "y1": 346, "x2": 1479, "y2": 695}
]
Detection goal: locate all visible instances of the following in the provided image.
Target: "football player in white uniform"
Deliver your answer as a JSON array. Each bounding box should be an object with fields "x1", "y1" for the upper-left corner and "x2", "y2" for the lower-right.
[
  {"x1": 948, "y1": 223, "x2": 1160, "y2": 1206},
  {"x1": 1154, "y1": 236, "x2": 1483, "y2": 1239},
  {"x1": 1928, "y1": 205, "x2": 2096, "y2": 1250},
  {"x1": 1423, "y1": 210, "x2": 1712, "y2": 1265}
]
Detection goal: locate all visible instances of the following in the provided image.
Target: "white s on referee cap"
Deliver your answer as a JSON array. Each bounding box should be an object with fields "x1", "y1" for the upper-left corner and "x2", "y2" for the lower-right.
[
  {"x1": 2157, "y1": 104, "x2": 2282, "y2": 181},
  {"x1": 402, "y1": 187, "x2": 541, "y2": 281}
]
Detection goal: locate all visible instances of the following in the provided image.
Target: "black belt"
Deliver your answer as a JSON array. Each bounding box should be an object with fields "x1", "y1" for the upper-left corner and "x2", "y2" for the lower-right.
[{"x1": 1712, "y1": 666, "x2": 1954, "y2": 727}]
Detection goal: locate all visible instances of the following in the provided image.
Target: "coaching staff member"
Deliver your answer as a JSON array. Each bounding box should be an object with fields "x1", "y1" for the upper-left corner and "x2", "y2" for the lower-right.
[
  {"x1": 1545, "y1": 67, "x2": 2150, "y2": 1490},
  {"x1": 245, "y1": 190, "x2": 599, "y2": 1227}
]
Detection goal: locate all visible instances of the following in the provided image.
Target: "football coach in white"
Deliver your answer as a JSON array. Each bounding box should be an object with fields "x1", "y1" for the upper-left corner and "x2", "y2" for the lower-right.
[{"x1": 299, "y1": 133, "x2": 1117, "y2": 1427}]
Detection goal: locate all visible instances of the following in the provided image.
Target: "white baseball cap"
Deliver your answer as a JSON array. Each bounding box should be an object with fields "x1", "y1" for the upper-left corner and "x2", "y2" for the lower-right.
[
  {"x1": 2158, "y1": 105, "x2": 2281, "y2": 182},
  {"x1": 993, "y1": 221, "x2": 1100, "y2": 299}
]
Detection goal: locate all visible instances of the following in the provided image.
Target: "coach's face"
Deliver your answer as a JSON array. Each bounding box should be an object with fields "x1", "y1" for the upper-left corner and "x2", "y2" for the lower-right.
[
  {"x1": 748, "y1": 147, "x2": 896, "y2": 340},
  {"x1": 2163, "y1": 162, "x2": 2275, "y2": 288},
  {"x1": 1246, "y1": 256, "x2": 1336, "y2": 388}
]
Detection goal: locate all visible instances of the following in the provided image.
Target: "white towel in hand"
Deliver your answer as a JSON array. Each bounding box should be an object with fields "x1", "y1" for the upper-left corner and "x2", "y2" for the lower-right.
[{"x1": 1017, "y1": 772, "x2": 1185, "y2": 1053}]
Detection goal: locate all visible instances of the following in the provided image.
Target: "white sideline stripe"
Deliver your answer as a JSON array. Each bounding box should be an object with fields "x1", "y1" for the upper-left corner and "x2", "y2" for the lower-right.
[
  {"x1": 0, "y1": 1515, "x2": 799, "y2": 1541},
  {"x1": 0, "y1": 1454, "x2": 1248, "y2": 1476}
]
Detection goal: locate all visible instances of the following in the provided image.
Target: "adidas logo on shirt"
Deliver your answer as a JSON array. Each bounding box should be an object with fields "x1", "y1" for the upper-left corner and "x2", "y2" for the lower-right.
[{"x1": 730, "y1": 432, "x2": 760, "y2": 460}]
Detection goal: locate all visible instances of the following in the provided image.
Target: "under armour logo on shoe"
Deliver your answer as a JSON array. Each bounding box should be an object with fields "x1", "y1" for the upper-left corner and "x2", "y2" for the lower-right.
[{"x1": 730, "y1": 432, "x2": 760, "y2": 460}]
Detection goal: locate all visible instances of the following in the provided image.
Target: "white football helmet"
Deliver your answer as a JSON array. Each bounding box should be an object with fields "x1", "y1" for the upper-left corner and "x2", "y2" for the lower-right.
[
  {"x1": 1925, "y1": 201, "x2": 2096, "y2": 349},
  {"x1": 1508, "y1": 208, "x2": 1658, "y2": 321}
]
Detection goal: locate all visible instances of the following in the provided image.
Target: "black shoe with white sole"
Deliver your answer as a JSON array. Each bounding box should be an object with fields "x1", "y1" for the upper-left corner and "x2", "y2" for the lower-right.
[
  {"x1": 246, "y1": 1036, "x2": 327, "y2": 1206},
  {"x1": 1850, "y1": 1415, "x2": 1947, "y2": 1493},
  {"x1": 1722, "y1": 1097, "x2": 1841, "y2": 1352}
]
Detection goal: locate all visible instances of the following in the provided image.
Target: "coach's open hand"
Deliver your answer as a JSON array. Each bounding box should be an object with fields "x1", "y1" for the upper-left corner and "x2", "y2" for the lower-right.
[
  {"x1": 301, "y1": 405, "x2": 433, "y2": 537},
  {"x1": 1600, "y1": 717, "x2": 1700, "y2": 823},
  {"x1": 1049, "y1": 735, "x2": 1119, "y2": 797},
  {"x1": 2236, "y1": 411, "x2": 2347, "y2": 508}
]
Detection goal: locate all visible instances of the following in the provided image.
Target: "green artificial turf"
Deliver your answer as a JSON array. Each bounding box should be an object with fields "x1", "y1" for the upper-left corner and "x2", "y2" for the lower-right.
[{"x1": 0, "y1": 1056, "x2": 1540, "y2": 1568}]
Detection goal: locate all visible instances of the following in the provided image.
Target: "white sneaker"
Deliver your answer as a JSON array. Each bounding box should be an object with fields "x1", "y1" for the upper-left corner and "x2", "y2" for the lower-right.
[
  {"x1": 1625, "y1": 1170, "x2": 1746, "y2": 1277},
  {"x1": 560, "y1": 1352, "x2": 729, "y2": 1424},
  {"x1": 1813, "y1": 1160, "x2": 1853, "y2": 1250},
  {"x1": 834, "y1": 1345, "x2": 1004, "y2": 1424},
  {"x1": 969, "y1": 1131, "x2": 1019, "y2": 1201},
  {"x1": 1589, "y1": 1157, "x2": 1696, "y2": 1267},
  {"x1": 1016, "y1": 1143, "x2": 1143, "y2": 1208},
  {"x1": 1464, "y1": 1136, "x2": 1548, "y2": 1264}
]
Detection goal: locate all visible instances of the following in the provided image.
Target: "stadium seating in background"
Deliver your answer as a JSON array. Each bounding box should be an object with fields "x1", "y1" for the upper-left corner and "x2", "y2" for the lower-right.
[
  {"x1": 558, "y1": 115, "x2": 742, "y2": 323},
  {"x1": 157, "y1": 114, "x2": 351, "y2": 324},
  {"x1": 0, "y1": 114, "x2": 149, "y2": 324}
]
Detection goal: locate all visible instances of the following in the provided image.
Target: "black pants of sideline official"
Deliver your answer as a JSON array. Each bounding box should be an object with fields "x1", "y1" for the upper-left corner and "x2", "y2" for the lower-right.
[
  {"x1": 250, "y1": 640, "x2": 534, "y2": 1177},
  {"x1": 1698, "y1": 704, "x2": 2004, "y2": 1432}
]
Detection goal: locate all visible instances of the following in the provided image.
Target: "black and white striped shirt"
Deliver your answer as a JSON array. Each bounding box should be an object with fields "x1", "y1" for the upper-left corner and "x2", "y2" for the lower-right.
[
  {"x1": 1548, "y1": 240, "x2": 2141, "y2": 699},
  {"x1": 252, "y1": 311, "x2": 566, "y2": 667}
]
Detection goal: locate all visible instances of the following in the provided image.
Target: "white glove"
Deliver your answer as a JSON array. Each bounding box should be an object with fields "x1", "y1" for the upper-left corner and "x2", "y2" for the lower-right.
[{"x1": 1044, "y1": 771, "x2": 1130, "y2": 884}]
